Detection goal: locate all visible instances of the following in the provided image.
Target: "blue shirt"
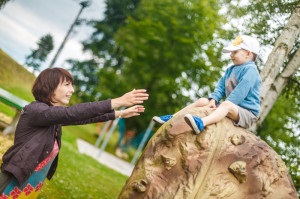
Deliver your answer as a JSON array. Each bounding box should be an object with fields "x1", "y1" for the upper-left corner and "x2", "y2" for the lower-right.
[{"x1": 209, "y1": 61, "x2": 261, "y2": 116}]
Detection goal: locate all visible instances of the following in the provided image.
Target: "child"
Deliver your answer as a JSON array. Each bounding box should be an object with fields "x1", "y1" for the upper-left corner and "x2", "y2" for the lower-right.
[{"x1": 153, "y1": 35, "x2": 261, "y2": 134}]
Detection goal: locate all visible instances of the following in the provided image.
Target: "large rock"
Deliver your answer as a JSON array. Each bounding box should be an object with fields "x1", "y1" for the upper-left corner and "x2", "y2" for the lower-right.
[{"x1": 119, "y1": 108, "x2": 298, "y2": 199}]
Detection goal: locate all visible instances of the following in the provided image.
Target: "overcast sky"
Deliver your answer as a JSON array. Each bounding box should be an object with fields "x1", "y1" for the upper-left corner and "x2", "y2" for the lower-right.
[{"x1": 0, "y1": 0, "x2": 106, "y2": 70}]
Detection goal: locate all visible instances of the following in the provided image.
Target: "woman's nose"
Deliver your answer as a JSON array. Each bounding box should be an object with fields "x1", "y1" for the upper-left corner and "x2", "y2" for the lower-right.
[{"x1": 70, "y1": 86, "x2": 75, "y2": 93}]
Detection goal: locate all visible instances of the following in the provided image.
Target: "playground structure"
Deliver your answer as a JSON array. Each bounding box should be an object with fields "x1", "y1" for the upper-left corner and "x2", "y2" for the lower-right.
[
  {"x1": 94, "y1": 111, "x2": 155, "y2": 165},
  {"x1": 0, "y1": 88, "x2": 29, "y2": 135}
]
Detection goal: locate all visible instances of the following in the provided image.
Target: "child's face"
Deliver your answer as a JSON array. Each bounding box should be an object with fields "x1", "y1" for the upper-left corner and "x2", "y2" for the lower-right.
[
  {"x1": 51, "y1": 79, "x2": 74, "y2": 106},
  {"x1": 230, "y1": 49, "x2": 253, "y2": 66}
]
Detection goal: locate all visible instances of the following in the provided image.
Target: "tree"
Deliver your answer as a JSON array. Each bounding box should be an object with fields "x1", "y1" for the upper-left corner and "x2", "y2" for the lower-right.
[
  {"x1": 0, "y1": 0, "x2": 11, "y2": 9},
  {"x1": 69, "y1": 0, "x2": 141, "y2": 100},
  {"x1": 82, "y1": 0, "x2": 140, "y2": 68},
  {"x1": 69, "y1": 0, "x2": 228, "y2": 132},
  {"x1": 248, "y1": 2, "x2": 300, "y2": 130},
  {"x1": 24, "y1": 34, "x2": 54, "y2": 73},
  {"x1": 259, "y1": 14, "x2": 300, "y2": 195},
  {"x1": 100, "y1": 0, "x2": 227, "y2": 131}
]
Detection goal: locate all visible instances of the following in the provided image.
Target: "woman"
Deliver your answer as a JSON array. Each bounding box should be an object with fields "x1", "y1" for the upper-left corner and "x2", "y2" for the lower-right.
[{"x1": 0, "y1": 68, "x2": 148, "y2": 198}]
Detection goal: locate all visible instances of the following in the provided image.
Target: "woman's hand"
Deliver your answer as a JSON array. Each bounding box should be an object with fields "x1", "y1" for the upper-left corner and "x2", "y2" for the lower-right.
[
  {"x1": 115, "y1": 105, "x2": 145, "y2": 118},
  {"x1": 111, "y1": 89, "x2": 149, "y2": 109}
]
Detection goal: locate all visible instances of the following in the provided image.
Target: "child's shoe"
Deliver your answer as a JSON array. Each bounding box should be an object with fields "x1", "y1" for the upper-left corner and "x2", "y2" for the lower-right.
[
  {"x1": 184, "y1": 114, "x2": 204, "y2": 134},
  {"x1": 152, "y1": 115, "x2": 173, "y2": 124}
]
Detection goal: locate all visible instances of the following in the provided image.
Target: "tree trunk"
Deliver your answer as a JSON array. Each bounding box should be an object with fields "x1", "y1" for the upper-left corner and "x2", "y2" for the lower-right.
[
  {"x1": 255, "y1": 47, "x2": 300, "y2": 129},
  {"x1": 253, "y1": 2, "x2": 300, "y2": 130}
]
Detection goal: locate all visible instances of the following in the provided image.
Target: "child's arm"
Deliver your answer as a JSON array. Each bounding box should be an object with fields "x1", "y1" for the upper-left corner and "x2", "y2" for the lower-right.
[{"x1": 209, "y1": 73, "x2": 227, "y2": 103}]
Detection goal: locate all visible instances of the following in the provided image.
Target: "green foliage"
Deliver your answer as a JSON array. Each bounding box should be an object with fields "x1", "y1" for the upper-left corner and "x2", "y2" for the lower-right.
[
  {"x1": 67, "y1": 59, "x2": 101, "y2": 102},
  {"x1": 82, "y1": 0, "x2": 140, "y2": 63},
  {"x1": 68, "y1": 0, "x2": 141, "y2": 106},
  {"x1": 0, "y1": 0, "x2": 10, "y2": 9},
  {"x1": 25, "y1": 34, "x2": 54, "y2": 72},
  {"x1": 71, "y1": 0, "x2": 229, "y2": 132},
  {"x1": 113, "y1": 0, "x2": 227, "y2": 130},
  {"x1": 225, "y1": 0, "x2": 298, "y2": 44}
]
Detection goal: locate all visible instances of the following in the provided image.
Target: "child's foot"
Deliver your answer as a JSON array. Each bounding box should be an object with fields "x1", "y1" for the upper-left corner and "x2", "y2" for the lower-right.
[
  {"x1": 152, "y1": 115, "x2": 173, "y2": 124},
  {"x1": 184, "y1": 114, "x2": 204, "y2": 134}
]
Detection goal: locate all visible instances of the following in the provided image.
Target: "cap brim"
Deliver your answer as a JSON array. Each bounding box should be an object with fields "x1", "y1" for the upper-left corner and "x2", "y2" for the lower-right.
[{"x1": 222, "y1": 46, "x2": 242, "y2": 53}]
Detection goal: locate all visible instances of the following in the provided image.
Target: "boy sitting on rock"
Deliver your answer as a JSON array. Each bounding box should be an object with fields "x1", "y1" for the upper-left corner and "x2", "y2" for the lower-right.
[{"x1": 153, "y1": 35, "x2": 261, "y2": 134}]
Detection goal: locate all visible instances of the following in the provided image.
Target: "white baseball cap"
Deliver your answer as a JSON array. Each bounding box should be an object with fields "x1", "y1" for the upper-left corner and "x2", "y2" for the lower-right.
[{"x1": 223, "y1": 35, "x2": 260, "y2": 55}]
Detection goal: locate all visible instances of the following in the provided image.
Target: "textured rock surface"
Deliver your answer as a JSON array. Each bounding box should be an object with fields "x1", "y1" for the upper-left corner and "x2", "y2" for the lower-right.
[{"x1": 119, "y1": 108, "x2": 298, "y2": 199}]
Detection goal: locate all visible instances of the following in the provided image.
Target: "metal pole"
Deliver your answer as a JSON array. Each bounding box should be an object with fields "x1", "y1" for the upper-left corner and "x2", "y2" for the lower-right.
[
  {"x1": 97, "y1": 107, "x2": 125, "y2": 157},
  {"x1": 97, "y1": 118, "x2": 120, "y2": 157},
  {"x1": 48, "y1": 1, "x2": 90, "y2": 68},
  {"x1": 130, "y1": 120, "x2": 155, "y2": 165},
  {"x1": 94, "y1": 121, "x2": 112, "y2": 147}
]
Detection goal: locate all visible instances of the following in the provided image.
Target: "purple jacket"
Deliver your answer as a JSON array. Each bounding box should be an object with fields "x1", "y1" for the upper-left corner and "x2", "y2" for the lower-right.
[{"x1": 1, "y1": 100, "x2": 115, "y2": 184}]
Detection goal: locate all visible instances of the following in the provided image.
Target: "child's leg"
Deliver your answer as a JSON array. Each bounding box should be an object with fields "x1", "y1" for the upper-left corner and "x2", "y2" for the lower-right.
[
  {"x1": 153, "y1": 98, "x2": 210, "y2": 124},
  {"x1": 185, "y1": 100, "x2": 239, "y2": 134},
  {"x1": 201, "y1": 100, "x2": 239, "y2": 126},
  {"x1": 174, "y1": 98, "x2": 210, "y2": 116}
]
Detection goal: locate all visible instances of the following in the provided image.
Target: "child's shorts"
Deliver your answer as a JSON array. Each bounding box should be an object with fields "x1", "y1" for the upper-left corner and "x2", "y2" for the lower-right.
[{"x1": 233, "y1": 106, "x2": 258, "y2": 129}]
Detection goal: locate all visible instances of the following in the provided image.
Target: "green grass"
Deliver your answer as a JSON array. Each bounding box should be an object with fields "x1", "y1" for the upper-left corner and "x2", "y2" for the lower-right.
[
  {"x1": 0, "y1": 48, "x2": 130, "y2": 198},
  {"x1": 0, "y1": 102, "x2": 16, "y2": 117},
  {"x1": 38, "y1": 129, "x2": 128, "y2": 199},
  {"x1": 0, "y1": 50, "x2": 35, "y2": 102}
]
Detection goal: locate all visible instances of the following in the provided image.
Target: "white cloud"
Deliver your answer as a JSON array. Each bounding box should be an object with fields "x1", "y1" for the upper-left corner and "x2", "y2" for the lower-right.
[
  {"x1": 0, "y1": 0, "x2": 106, "y2": 68},
  {"x1": 0, "y1": 12, "x2": 36, "y2": 49}
]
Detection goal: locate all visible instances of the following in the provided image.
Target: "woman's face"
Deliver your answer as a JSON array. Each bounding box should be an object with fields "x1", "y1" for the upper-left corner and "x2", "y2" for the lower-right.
[{"x1": 51, "y1": 79, "x2": 74, "y2": 106}]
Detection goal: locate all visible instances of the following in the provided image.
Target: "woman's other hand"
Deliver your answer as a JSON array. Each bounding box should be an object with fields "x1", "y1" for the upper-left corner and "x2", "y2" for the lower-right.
[{"x1": 115, "y1": 105, "x2": 145, "y2": 118}]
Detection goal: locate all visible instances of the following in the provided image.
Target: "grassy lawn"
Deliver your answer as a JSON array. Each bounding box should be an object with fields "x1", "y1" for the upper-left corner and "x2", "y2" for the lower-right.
[
  {"x1": 39, "y1": 128, "x2": 128, "y2": 199},
  {"x1": 0, "y1": 126, "x2": 129, "y2": 199}
]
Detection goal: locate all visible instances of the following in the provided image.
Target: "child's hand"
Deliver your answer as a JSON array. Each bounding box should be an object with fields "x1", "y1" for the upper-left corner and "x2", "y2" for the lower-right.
[{"x1": 206, "y1": 99, "x2": 217, "y2": 109}]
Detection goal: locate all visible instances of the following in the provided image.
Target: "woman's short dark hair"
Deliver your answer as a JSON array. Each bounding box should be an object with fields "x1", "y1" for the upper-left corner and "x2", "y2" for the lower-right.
[{"x1": 32, "y1": 68, "x2": 74, "y2": 105}]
